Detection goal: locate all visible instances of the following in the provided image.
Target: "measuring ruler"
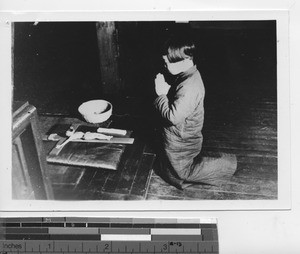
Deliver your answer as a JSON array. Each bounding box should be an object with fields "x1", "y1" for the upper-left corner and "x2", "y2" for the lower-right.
[{"x1": 0, "y1": 217, "x2": 218, "y2": 253}]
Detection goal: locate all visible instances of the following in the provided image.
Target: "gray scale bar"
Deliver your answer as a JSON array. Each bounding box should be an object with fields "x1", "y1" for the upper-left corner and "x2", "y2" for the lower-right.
[
  {"x1": 100, "y1": 228, "x2": 150, "y2": 234},
  {"x1": 42, "y1": 218, "x2": 65, "y2": 223},
  {"x1": 0, "y1": 253, "x2": 218, "y2": 254},
  {"x1": 151, "y1": 235, "x2": 203, "y2": 241},
  {"x1": 109, "y1": 218, "x2": 133, "y2": 223},
  {"x1": 50, "y1": 235, "x2": 100, "y2": 241},
  {"x1": 154, "y1": 219, "x2": 178, "y2": 224},
  {"x1": 48, "y1": 228, "x2": 98, "y2": 235},
  {"x1": 132, "y1": 218, "x2": 155, "y2": 224},
  {"x1": 5, "y1": 228, "x2": 48, "y2": 234},
  {"x1": 0, "y1": 218, "x2": 43, "y2": 223},
  {"x1": 202, "y1": 228, "x2": 218, "y2": 241},
  {"x1": 87, "y1": 218, "x2": 111, "y2": 223}
]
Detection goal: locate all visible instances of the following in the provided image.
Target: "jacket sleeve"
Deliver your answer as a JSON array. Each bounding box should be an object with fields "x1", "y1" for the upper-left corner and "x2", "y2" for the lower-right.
[{"x1": 154, "y1": 83, "x2": 198, "y2": 126}]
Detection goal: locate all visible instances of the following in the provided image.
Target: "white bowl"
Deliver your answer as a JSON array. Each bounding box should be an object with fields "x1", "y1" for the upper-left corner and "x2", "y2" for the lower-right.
[{"x1": 78, "y1": 100, "x2": 112, "y2": 124}]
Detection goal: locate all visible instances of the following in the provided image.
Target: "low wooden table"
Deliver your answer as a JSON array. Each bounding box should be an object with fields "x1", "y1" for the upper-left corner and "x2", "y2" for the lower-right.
[{"x1": 38, "y1": 115, "x2": 156, "y2": 200}]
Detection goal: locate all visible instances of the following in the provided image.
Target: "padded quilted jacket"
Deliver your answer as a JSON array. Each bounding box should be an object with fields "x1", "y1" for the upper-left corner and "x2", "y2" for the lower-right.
[{"x1": 154, "y1": 65, "x2": 205, "y2": 184}]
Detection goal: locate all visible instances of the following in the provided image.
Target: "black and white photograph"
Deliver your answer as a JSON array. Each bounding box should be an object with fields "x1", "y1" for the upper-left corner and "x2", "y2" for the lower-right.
[
  {"x1": 1, "y1": 11, "x2": 290, "y2": 210},
  {"x1": 1, "y1": 0, "x2": 300, "y2": 252}
]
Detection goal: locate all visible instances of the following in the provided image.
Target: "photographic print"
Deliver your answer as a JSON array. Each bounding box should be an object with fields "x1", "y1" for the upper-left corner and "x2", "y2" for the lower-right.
[{"x1": 1, "y1": 11, "x2": 291, "y2": 210}]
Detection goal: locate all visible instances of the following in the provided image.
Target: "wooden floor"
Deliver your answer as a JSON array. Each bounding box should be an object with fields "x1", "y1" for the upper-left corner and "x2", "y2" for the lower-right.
[
  {"x1": 39, "y1": 115, "x2": 156, "y2": 200},
  {"x1": 38, "y1": 93, "x2": 277, "y2": 201},
  {"x1": 146, "y1": 95, "x2": 277, "y2": 200}
]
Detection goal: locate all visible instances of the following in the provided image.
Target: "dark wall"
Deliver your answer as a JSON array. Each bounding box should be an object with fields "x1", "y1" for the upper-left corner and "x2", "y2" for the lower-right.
[
  {"x1": 13, "y1": 22, "x2": 101, "y2": 114},
  {"x1": 117, "y1": 21, "x2": 277, "y2": 102},
  {"x1": 13, "y1": 21, "x2": 276, "y2": 114}
]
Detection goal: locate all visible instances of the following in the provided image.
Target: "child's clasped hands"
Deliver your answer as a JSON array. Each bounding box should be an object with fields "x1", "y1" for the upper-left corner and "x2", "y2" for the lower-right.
[{"x1": 155, "y1": 73, "x2": 170, "y2": 96}]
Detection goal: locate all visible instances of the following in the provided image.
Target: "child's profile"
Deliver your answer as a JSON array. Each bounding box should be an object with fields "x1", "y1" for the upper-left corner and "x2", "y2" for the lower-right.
[{"x1": 154, "y1": 34, "x2": 237, "y2": 190}]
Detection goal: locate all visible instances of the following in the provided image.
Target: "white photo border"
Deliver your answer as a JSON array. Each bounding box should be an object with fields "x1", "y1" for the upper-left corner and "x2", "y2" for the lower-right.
[{"x1": 0, "y1": 10, "x2": 291, "y2": 211}]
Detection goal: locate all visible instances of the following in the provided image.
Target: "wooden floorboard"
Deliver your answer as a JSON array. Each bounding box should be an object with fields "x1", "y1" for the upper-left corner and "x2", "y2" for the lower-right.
[
  {"x1": 146, "y1": 96, "x2": 278, "y2": 200},
  {"x1": 87, "y1": 169, "x2": 111, "y2": 193},
  {"x1": 203, "y1": 147, "x2": 276, "y2": 162},
  {"x1": 147, "y1": 176, "x2": 276, "y2": 200},
  {"x1": 48, "y1": 165, "x2": 86, "y2": 186},
  {"x1": 114, "y1": 139, "x2": 147, "y2": 195},
  {"x1": 91, "y1": 191, "x2": 145, "y2": 200},
  {"x1": 101, "y1": 136, "x2": 145, "y2": 194},
  {"x1": 73, "y1": 167, "x2": 98, "y2": 192},
  {"x1": 203, "y1": 130, "x2": 277, "y2": 141},
  {"x1": 38, "y1": 115, "x2": 148, "y2": 200},
  {"x1": 130, "y1": 154, "x2": 156, "y2": 197},
  {"x1": 203, "y1": 141, "x2": 277, "y2": 154},
  {"x1": 37, "y1": 93, "x2": 278, "y2": 201},
  {"x1": 234, "y1": 163, "x2": 277, "y2": 180}
]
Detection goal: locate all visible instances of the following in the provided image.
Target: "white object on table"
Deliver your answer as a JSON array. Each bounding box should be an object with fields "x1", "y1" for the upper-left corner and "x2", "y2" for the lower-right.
[
  {"x1": 83, "y1": 132, "x2": 113, "y2": 140},
  {"x1": 55, "y1": 131, "x2": 84, "y2": 149},
  {"x1": 97, "y1": 127, "x2": 127, "y2": 136}
]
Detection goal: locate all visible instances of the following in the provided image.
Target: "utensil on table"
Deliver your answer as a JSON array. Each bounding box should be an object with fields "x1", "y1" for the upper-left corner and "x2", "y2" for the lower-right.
[
  {"x1": 83, "y1": 131, "x2": 113, "y2": 141},
  {"x1": 55, "y1": 131, "x2": 84, "y2": 149},
  {"x1": 97, "y1": 127, "x2": 126, "y2": 136}
]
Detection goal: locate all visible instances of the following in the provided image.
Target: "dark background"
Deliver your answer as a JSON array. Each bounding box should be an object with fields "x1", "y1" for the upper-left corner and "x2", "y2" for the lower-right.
[{"x1": 12, "y1": 21, "x2": 277, "y2": 117}]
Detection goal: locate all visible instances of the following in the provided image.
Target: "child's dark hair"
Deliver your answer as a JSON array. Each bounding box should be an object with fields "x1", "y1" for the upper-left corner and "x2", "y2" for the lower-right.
[{"x1": 162, "y1": 35, "x2": 196, "y2": 63}]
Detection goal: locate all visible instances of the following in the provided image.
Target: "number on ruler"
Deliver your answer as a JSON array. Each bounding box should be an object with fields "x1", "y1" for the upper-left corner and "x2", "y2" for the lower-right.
[
  {"x1": 98, "y1": 242, "x2": 111, "y2": 252},
  {"x1": 162, "y1": 243, "x2": 168, "y2": 251}
]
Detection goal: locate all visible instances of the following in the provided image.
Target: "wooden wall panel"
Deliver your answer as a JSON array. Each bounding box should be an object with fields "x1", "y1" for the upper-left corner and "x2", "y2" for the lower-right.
[{"x1": 96, "y1": 22, "x2": 122, "y2": 95}]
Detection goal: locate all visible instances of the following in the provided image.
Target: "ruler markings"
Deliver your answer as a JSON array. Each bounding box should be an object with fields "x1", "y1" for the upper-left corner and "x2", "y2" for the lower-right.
[
  {"x1": 44, "y1": 244, "x2": 54, "y2": 253},
  {"x1": 0, "y1": 218, "x2": 218, "y2": 253},
  {"x1": 0, "y1": 242, "x2": 217, "y2": 253}
]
